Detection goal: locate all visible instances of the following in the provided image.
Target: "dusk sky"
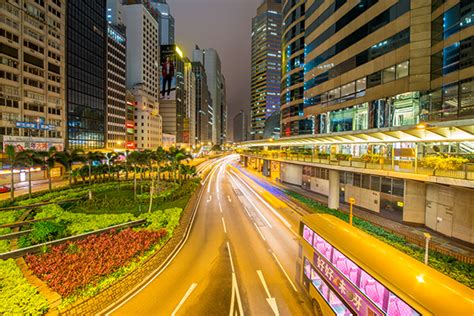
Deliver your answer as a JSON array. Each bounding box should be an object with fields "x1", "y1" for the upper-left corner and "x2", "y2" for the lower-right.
[{"x1": 171, "y1": 0, "x2": 261, "y2": 138}]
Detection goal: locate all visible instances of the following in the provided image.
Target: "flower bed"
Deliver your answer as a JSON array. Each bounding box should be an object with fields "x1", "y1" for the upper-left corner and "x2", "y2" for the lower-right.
[
  {"x1": 0, "y1": 259, "x2": 48, "y2": 315},
  {"x1": 285, "y1": 190, "x2": 474, "y2": 288},
  {"x1": 25, "y1": 228, "x2": 166, "y2": 297}
]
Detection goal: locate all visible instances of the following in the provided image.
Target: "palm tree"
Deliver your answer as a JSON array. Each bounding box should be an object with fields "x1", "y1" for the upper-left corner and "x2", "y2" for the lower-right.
[
  {"x1": 5, "y1": 145, "x2": 19, "y2": 200},
  {"x1": 104, "y1": 152, "x2": 119, "y2": 181},
  {"x1": 167, "y1": 147, "x2": 191, "y2": 184},
  {"x1": 16, "y1": 150, "x2": 42, "y2": 198},
  {"x1": 179, "y1": 164, "x2": 197, "y2": 181},
  {"x1": 127, "y1": 151, "x2": 141, "y2": 200},
  {"x1": 56, "y1": 148, "x2": 84, "y2": 187},
  {"x1": 38, "y1": 146, "x2": 59, "y2": 192},
  {"x1": 84, "y1": 151, "x2": 104, "y2": 186},
  {"x1": 154, "y1": 147, "x2": 167, "y2": 192}
]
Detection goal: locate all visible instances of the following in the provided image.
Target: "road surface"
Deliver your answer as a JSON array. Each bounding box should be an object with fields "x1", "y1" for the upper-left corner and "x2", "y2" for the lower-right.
[{"x1": 104, "y1": 155, "x2": 311, "y2": 316}]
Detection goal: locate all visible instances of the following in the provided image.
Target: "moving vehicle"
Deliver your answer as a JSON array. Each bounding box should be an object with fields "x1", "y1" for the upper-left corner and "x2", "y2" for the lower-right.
[
  {"x1": 298, "y1": 214, "x2": 473, "y2": 315},
  {"x1": 0, "y1": 185, "x2": 11, "y2": 193}
]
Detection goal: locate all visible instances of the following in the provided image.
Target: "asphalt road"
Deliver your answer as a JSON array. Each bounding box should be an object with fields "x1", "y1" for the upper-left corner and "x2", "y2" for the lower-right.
[{"x1": 105, "y1": 155, "x2": 312, "y2": 316}]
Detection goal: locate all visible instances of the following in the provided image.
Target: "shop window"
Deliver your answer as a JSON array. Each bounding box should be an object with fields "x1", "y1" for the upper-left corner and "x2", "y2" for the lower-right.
[
  {"x1": 396, "y1": 61, "x2": 409, "y2": 79},
  {"x1": 370, "y1": 176, "x2": 381, "y2": 191},
  {"x1": 382, "y1": 66, "x2": 395, "y2": 83},
  {"x1": 341, "y1": 82, "x2": 355, "y2": 97},
  {"x1": 381, "y1": 177, "x2": 392, "y2": 194},
  {"x1": 356, "y1": 78, "x2": 366, "y2": 92},
  {"x1": 392, "y1": 179, "x2": 404, "y2": 197}
]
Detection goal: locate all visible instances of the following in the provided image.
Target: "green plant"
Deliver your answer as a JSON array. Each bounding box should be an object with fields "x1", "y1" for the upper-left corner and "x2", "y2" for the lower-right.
[
  {"x1": 361, "y1": 153, "x2": 385, "y2": 164},
  {"x1": 0, "y1": 259, "x2": 49, "y2": 315},
  {"x1": 421, "y1": 154, "x2": 468, "y2": 171},
  {"x1": 336, "y1": 153, "x2": 352, "y2": 161}
]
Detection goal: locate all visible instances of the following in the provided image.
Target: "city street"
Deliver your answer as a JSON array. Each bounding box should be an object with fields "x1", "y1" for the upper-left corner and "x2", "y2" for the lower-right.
[{"x1": 104, "y1": 155, "x2": 312, "y2": 316}]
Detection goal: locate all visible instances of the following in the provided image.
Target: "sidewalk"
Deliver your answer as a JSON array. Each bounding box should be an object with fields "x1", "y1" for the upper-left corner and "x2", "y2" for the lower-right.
[{"x1": 237, "y1": 164, "x2": 474, "y2": 264}]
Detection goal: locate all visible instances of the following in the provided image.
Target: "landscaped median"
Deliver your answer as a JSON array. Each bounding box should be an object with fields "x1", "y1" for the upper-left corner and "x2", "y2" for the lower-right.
[{"x1": 0, "y1": 177, "x2": 200, "y2": 315}]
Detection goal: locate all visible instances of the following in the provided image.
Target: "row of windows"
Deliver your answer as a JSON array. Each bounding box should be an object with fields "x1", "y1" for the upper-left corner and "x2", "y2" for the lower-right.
[
  {"x1": 305, "y1": 29, "x2": 410, "y2": 92},
  {"x1": 305, "y1": 0, "x2": 410, "y2": 72},
  {"x1": 431, "y1": 0, "x2": 473, "y2": 46},
  {"x1": 0, "y1": 70, "x2": 18, "y2": 82},
  {"x1": 431, "y1": 36, "x2": 474, "y2": 79}
]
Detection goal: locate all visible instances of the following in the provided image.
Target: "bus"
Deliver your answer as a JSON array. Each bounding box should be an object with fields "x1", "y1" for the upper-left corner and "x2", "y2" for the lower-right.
[{"x1": 298, "y1": 214, "x2": 473, "y2": 316}]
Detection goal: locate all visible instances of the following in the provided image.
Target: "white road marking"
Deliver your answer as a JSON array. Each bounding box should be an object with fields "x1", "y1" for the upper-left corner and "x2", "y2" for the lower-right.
[
  {"x1": 171, "y1": 283, "x2": 198, "y2": 316},
  {"x1": 254, "y1": 223, "x2": 266, "y2": 241},
  {"x1": 227, "y1": 195, "x2": 232, "y2": 203},
  {"x1": 228, "y1": 173, "x2": 273, "y2": 228},
  {"x1": 229, "y1": 272, "x2": 244, "y2": 316},
  {"x1": 257, "y1": 270, "x2": 279, "y2": 316},
  {"x1": 207, "y1": 195, "x2": 212, "y2": 203},
  {"x1": 221, "y1": 217, "x2": 227, "y2": 233},
  {"x1": 243, "y1": 205, "x2": 251, "y2": 217},
  {"x1": 227, "y1": 241, "x2": 235, "y2": 273},
  {"x1": 219, "y1": 202, "x2": 223, "y2": 213},
  {"x1": 272, "y1": 252, "x2": 298, "y2": 292}
]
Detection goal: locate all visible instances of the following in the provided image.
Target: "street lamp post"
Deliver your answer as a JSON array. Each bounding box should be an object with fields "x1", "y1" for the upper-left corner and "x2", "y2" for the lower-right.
[
  {"x1": 423, "y1": 232, "x2": 431, "y2": 265},
  {"x1": 349, "y1": 197, "x2": 355, "y2": 226}
]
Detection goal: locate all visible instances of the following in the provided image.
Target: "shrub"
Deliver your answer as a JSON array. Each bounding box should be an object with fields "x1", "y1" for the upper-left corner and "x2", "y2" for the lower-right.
[
  {"x1": 26, "y1": 228, "x2": 167, "y2": 297},
  {"x1": 421, "y1": 154, "x2": 468, "y2": 171},
  {"x1": 0, "y1": 259, "x2": 49, "y2": 315},
  {"x1": 361, "y1": 153, "x2": 385, "y2": 163}
]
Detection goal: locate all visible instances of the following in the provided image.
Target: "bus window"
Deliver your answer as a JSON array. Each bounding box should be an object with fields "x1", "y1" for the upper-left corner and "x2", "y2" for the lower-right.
[
  {"x1": 329, "y1": 291, "x2": 353, "y2": 316},
  {"x1": 304, "y1": 257, "x2": 312, "y2": 279},
  {"x1": 303, "y1": 225, "x2": 314, "y2": 244},
  {"x1": 360, "y1": 270, "x2": 388, "y2": 311},
  {"x1": 313, "y1": 233, "x2": 333, "y2": 261},
  {"x1": 387, "y1": 293, "x2": 419, "y2": 316},
  {"x1": 331, "y1": 248, "x2": 360, "y2": 285}
]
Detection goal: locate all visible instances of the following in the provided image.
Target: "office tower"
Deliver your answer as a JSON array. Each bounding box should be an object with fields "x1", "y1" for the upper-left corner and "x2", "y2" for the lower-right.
[
  {"x1": 105, "y1": 23, "x2": 127, "y2": 150},
  {"x1": 184, "y1": 58, "x2": 196, "y2": 146},
  {"x1": 147, "y1": 0, "x2": 175, "y2": 45},
  {"x1": 191, "y1": 61, "x2": 210, "y2": 143},
  {"x1": 281, "y1": 0, "x2": 312, "y2": 136},
  {"x1": 192, "y1": 46, "x2": 226, "y2": 145},
  {"x1": 121, "y1": 2, "x2": 162, "y2": 149},
  {"x1": 67, "y1": 0, "x2": 107, "y2": 149},
  {"x1": 0, "y1": 0, "x2": 66, "y2": 152},
  {"x1": 250, "y1": 0, "x2": 282, "y2": 140},
  {"x1": 233, "y1": 110, "x2": 248, "y2": 143},
  {"x1": 263, "y1": 109, "x2": 280, "y2": 139}
]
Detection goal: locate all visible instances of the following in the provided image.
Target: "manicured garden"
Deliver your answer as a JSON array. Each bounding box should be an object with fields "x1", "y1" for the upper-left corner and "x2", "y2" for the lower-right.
[
  {"x1": 0, "y1": 146, "x2": 202, "y2": 314},
  {"x1": 285, "y1": 190, "x2": 474, "y2": 289}
]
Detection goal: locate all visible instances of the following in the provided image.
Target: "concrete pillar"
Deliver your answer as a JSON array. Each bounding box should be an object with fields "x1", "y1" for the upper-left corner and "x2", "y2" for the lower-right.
[{"x1": 328, "y1": 170, "x2": 340, "y2": 209}]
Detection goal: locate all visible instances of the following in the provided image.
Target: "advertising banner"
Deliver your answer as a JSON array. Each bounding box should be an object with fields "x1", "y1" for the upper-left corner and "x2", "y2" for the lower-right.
[{"x1": 160, "y1": 45, "x2": 177, "y2": 100}]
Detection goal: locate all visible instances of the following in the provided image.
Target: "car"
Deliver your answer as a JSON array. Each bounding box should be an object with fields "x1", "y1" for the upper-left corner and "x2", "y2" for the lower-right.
[{"x1": 0, "y1": 185, "x2": 11, "y2": 193}]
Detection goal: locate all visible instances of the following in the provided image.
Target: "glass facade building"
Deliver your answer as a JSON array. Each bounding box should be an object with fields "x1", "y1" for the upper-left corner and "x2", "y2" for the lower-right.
[
  {"x1": 251, "y1": 0, "x2": 282, "y2": 140},
  {"x1": 67, "y1": 0, "x2": 107, "y2": 149},
  {"x1": 281, "y1": 0, "x2": 313, "y2": 137},
  {"x1": 302, "y1": 0, "x2": 473, "y2": 135}
]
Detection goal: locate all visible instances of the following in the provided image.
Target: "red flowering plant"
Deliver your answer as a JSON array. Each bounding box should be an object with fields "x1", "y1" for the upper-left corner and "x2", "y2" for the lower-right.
[{"x1": 25, "y1": 228, "x2": 166, "y2": 297}]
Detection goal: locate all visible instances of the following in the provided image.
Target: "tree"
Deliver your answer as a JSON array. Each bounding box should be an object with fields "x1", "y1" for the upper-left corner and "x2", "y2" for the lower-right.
[
  {"x1": 154, "y1": 147, "x2": 167, "y2": 192},
  {"x1": 84, "y1": 151, "x2": 104, "y2": 186},
  {"x1": 167, "y1": 147, "x2": 191, "y2": 184},
  {"x1": 56, "y1": 148, "x2": 84, "y2": 187},
  {"x1": 104, "y1": 152, "x2": 119, "y2": 180},
  {"x1": 127, "y1": 151, "x2": 141, "y2": 200},
  {"x1": 5, "y1": 145, "x2": 19, "y2": 200},
  {"x1": 179, "y1": 164, "x2": 197, "y2": 181},
  {"x1": 16, "y1": 150, "x2": 42, "y2": 199},
  {"x1": 38, "y1": 146, "x2": 59, "y2": 192}
]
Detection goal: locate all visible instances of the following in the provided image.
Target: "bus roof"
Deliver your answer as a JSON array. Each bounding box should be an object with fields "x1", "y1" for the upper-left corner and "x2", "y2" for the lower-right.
[{"x1": 301, "y1": 213, "x2": 474, "y2": 315}]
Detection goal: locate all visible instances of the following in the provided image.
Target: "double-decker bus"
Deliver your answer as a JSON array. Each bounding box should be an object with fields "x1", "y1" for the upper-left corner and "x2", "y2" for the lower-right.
[{"x1": 298, "y1": 214, "x2": 473, "y2": 315}]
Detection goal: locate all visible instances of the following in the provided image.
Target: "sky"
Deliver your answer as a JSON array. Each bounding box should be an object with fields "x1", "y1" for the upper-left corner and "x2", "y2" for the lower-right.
[{"x1": 170, "y1": 0, "x2": 261, "y2": 139}]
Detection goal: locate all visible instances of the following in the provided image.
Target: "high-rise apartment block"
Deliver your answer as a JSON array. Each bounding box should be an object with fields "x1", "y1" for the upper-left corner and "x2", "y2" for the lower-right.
[
  {"x1": 250, "y1": 0, "x2": 282, "y2": 140},
  {"x1": 67, "y1": 0, "x2": 107, "y2": 149},
  {"x1": 0, "y1": 0, "x2": 66, "y2": 152},
  {"x1": 121, "y1": 2, "x2": 162, "y2": 149}
]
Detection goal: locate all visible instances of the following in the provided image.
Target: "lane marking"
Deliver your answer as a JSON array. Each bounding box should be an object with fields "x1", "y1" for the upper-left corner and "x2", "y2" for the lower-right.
[
  {"x1": 221, "y1": 217, "x2": 227, "y2": 233},
  {"x1": 207, "y1": 195, "x2": 212, "y2": 203},
  {"x1": 256, "y1": 270, "x2": 279, "y2": 316},
  {"x1": 254, "y1": 223, "x2": 266, "y2": 241},
  {"x1": 171, "y1": 283, "x2": 198, "y2": 316},
  {"x1": 227, "y1": 241, "x2": 235, "y2": 273},
  {"x1": 243, "y1": 205, "x2": 251, "y2": 217},
  {"x1": 272, "y1": 252, "x2": 298, "y2": 293},
  {"x1": 229, "y1": 273, "x2": 244, "y2": 316},
  {"x1": 228, "y1": 174, "x2": 273, "y2": 228},
  {"x1": 227, "y1": 195, "x2": 232, "y2": 203},
  {"x1": 219, "y1": 202, "x2": 223, "y2": 213}
]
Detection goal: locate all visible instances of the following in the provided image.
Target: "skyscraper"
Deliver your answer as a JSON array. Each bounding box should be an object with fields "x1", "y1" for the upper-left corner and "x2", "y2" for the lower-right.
[
  {"x1": 105, "y1": 22, "x2": 127, "y2": 150},
  {"x1": 192, "y1": 46, "x2": 227, "y2": 145},
  {"x1": 281, "y1": 0, "x2": 311, "y2": 137},
  {"x1": 147, "y1": 0, "x2": 175, "y2": 45},
  {"x1": 233, "y1": 110, "x2": 248, "y2": 143},
  {"x1": 67, "y1": 0, "x2": 107, "y2": 149},
  {"x1": 0, "y1": 0, "x2": 66, "y2": 152},
  {"x1": 191, "y1": 61, "x2": 210, "y2": 143},
  {"x1": 250, "y1": 0, "x2": 282, "y2": 140}
]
